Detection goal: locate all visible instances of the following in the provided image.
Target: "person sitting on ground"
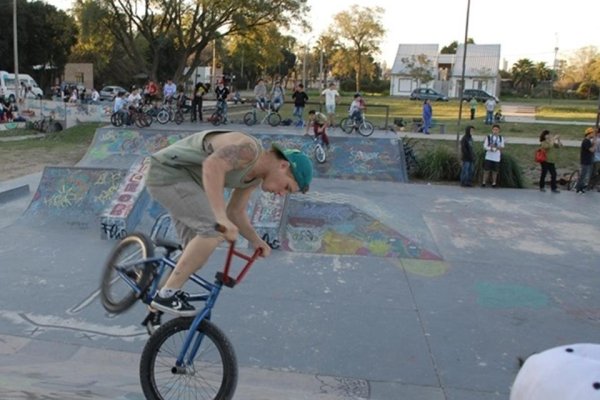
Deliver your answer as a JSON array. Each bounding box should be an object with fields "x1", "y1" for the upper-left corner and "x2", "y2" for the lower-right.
[
  {"x1": 145, "y1": 130, "x2": 313, "y2": 316},
  {"x1": 305, "y1": 110, "x2": 330, "y2": 149}
]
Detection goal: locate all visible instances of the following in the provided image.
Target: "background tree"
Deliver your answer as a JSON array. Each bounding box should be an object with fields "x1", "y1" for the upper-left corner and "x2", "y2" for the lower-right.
[
  {"x1": 401, "y1": 54, "x2": 434, "y2": 88},
  {"x1": 327, "y1": 5, "x2": 385, "y2": 92},
  {"x1": 0, "y1": 0, "x2": 77, "y2": 90},
  {"x1": 440, "y1": 38, "x2": 475, "y2": 54},
  {"x1": 98, "y1": 0, "x2": 308, "y2": 84},
  {"x1": 511, "y1": 58, "x2": 536, "y2": 95}
]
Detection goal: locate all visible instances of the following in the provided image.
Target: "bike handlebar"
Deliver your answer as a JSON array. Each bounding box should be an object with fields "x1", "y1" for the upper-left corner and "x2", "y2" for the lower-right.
[{"x1": 214, "y1": 223, "x2": 262, "y2": 287}]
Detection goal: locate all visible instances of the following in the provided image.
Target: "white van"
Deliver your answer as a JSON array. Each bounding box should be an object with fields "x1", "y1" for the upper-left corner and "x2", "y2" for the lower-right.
[{"x1": 0, "y1": 71, "x2": 44, "y2": 102}]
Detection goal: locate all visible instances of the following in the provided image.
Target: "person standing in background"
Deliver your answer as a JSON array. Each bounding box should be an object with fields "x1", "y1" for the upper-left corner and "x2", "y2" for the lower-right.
[
  {"x1": 191, "y1": 82, "x2": 208, "y2": 122},
  {"x1": 575, "y1": 127, "x2": 597, "y2": 194},
  {"x1": 291, "y1": 83, "x2": 308, "y2": 127},
  {"x1": 469, "y1": 97, "x2": 478, "y2": 120},
  {"x1": 538, "y1": 129, "x2": 562, "y2": 193},
  {"x1": 484, "y1": 97, "x2": 496, "y2": 125},
  {"x1": 320, "y1": 82, "x2": 340, "y2": 127},
  {"x1": 421, "y1": 99, "x2": 432, "y2": 134},
  {"x1": 460, "y1": 125, "x2": 475, "y2": 187}
]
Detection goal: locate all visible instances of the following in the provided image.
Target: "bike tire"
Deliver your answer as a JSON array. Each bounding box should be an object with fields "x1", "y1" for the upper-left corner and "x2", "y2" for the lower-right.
[
  {"x1": 243, "y1": 112, "x2": 256, "y2": 126},
  {"x1": 100, "y1": 232, "x2": 154, "y2": 314},
  {"x1": 358, "y1": 120, "x2": 374, "y2": 137},
  {"x1": 175, "y1": 111, "x2": 184, "y2": 125},
  {"x1": 314, "y1": 143, "x2": 327, "y2": 164},
  {"x1": 134, "y1": 114, "x2": 146, "y2": 128},
  {"x1": 340, "y1": 117, "x2": 353, "y2": 134},
  {"x1": 140, "y1": 317, "x2": 238, "y2": 400},
  {"x1": 156, "y1": 109, "x2": 170, "y2": 125},
  {"x1": 267, "y1": 112, "x2": 281, "y2": 127},
  {"x1": 110, "y1": 113, "x2": 123, "y2": 127},
  {"x1": 141, "y1": 113, "x2": 153, "y2": 127},
  {"x1": 210, "y1": 112, "x2": 222, "y2": 126},
  {"x1": 567, "y1": 170, "x2": 579, "y2": 191}
]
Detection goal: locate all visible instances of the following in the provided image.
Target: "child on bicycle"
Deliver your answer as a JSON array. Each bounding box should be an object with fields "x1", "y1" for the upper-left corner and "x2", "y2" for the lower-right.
[
  {"x1": 349, "y1": 92, "x2": 365, "y2": 124},
  {"x1": 305, "y1": 110, "x2": 330, "y2": 149},
  {"x1": 214, "y1": 80, "x2": 230, "y2": 122},
  {"x1": 145, "y1": 130, "x2": 313, "y2": 316}
]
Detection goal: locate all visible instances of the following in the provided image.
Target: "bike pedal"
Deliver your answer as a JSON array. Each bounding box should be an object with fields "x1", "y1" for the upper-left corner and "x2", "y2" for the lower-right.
[{"x1": 141, "y1": 311, "x2": 163, "y2": 335}]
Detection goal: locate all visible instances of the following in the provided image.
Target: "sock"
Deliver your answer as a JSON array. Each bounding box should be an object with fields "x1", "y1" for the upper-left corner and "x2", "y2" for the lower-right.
[{"x1": 158, "y1": 288, "x2": 176, "y2": 298}]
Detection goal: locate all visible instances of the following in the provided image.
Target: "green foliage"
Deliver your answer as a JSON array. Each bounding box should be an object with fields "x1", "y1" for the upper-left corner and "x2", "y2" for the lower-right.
[
  {"x1": 414, "y1": 145, "x2": 461, "y2": 181},
  {"x1": 472, "y1": 147, "x2": 525, "y2": 188}
]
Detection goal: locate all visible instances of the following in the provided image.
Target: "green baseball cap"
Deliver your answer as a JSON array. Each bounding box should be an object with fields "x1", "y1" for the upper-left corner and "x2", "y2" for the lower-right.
[{"x1": 272, "y1": 144, "x2": 313, "y2": 193}]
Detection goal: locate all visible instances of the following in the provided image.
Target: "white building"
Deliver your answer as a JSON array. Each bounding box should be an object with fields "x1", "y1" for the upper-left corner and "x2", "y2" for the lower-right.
[{"x1": 389, "y1": 43, "x2": 501, "y2": 99}]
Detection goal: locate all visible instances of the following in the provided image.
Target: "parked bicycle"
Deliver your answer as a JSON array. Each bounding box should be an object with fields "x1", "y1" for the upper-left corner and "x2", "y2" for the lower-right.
[
  {"x1": 31, "y1": 113, "x2": 63, "y2": 133},
  {"x1": 100, "y1": 223, "x2": 261, "y2": 400},
  {"x1": 207, "y1": 99, "x2": 228, "y2": 126},
  {"x1": 566, "y1": 167, "x2": 600, "y2": 192},
  {"x1": 243, "y1": 100, "x2": 281, "y2": 127},
  {"x1": 339, "y1": 115, "x2": 374, "y2": 137},
  {"x1": 309, "y1": 134, "x2": 327, "y2": 164},
  {"x1": 401, "y1": 136, "x2": 419, "y2": 173}
]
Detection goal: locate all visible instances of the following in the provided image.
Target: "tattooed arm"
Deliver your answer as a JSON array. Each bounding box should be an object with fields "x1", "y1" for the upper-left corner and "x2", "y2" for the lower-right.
[{"x1": 202, "y1": 135, "x2": 258, "y2": 241}]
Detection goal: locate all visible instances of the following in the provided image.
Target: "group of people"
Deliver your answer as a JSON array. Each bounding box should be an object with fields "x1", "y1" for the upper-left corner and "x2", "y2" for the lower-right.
[{"x1": 459, "y1": 124, "x2": 600, "y2": 194}]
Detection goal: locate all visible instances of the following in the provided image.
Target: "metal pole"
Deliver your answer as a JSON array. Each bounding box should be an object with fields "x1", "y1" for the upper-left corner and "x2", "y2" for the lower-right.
[
  {"x1": 13, "y1": 0, "x2": 20, "y2": 103},
  {"x1": 456, "y1": 0, "x2": 471, "y2": 149},
  {"x1": 319, "y1": 49, "x2": 324, "y2": 88},
  {"x1": 211, "y1": 39, "x2": 216, "y2": 94},
  {"x1": 550, "y1": 46, "x2": 558, "y2": 104},
  {"x1": 302, "y1": 45, "x2": 307, "y2": 89}
]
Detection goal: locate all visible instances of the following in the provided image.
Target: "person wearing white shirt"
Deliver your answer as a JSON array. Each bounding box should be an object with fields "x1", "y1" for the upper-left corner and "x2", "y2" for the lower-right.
[
  {"x1": 163, "y1": 79, "x2": 177, "y2": 102},
  {"x1": 481, "y1": 124, "x2": 505, "y2": 187},
  {"x1": 485, "y1": 98, "x2": 497, "y2": 125},
  {"x1": 320, "y1": 83, "x2": 340, "y2": 126}
]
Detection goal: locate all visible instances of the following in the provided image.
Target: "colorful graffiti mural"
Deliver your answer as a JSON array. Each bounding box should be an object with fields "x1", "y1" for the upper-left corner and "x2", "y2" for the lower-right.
[
  {"x1": 282, "y1": 198, "x2": 442, "y2": 260},
  {"x1": 256, "y1": 134, "x2": 405, "y2": 182},
  {"x1": 23, "y1": 166, "x2": 126, "y2": 227}
]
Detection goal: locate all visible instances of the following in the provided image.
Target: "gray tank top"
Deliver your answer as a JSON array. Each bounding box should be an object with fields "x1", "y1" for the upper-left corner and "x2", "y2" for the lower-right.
[{"x1": 145, "y1": 130, "x2": 262, "y2": 188}]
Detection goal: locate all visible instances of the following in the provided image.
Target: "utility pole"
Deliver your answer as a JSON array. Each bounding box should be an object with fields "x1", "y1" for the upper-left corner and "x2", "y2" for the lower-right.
[
  {"x1": 302, "y1": 45, "x2": 307, "y2": 89},
  {"x1": 319, "y1": 49, "x2": 324, "y2": 88},
  {"x1": 13, "y1": 0, "x2": 20, "y2": 103},
  {"x1": 550, "y1": 34, "x2": 558, "y2": 105}
]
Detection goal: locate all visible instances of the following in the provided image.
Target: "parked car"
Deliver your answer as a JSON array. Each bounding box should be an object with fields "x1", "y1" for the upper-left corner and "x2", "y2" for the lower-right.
[
  {"x1": 99, "y1": 85, "x2": 127, "y2": 101},
  {"x1": 0, "y1": 71, "x2": 44, "y2": 102},
  {"x1": 463, "y1": 89, "x2": 499, "y2": 103},
  {"x1": 410, "y1": 88, "x2": 448, "y2": 101}
]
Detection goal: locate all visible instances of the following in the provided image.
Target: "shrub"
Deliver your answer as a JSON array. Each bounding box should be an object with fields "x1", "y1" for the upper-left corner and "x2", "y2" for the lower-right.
[
  {"x1": 414, "y1": 145, "x2": 461, "y2": 181},
  {"x1": 473, "y1": 147, "x2": 525, "y2": 188}
]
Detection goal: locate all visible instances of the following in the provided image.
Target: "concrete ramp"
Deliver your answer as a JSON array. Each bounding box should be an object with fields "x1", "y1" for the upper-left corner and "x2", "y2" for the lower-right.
[{"x1": 21, "y1": 166, "x2": 127, "y2": 229}]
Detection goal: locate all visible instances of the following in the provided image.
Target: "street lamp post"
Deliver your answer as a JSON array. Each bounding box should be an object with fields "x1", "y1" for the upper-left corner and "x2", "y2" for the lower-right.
[
  {"x1": 456, "y1": 0, "x2": 471, "y2": 149},
  {"x1": 13, "y1": 0, "x2": 20, "y2": 103},
  {"x1": 549, "y1": 46, "x2": 558, "y2": 104}
]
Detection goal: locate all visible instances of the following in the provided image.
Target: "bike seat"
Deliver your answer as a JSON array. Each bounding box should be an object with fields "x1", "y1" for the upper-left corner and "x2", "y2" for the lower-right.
[{"x1": 154, "y1": 238, "x2": 182, "y2": 253}]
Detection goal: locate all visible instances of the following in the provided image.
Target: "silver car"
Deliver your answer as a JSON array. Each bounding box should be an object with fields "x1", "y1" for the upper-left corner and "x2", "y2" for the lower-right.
[
  {"x1": 410, "y1": 88, "x2": 448, "y2": 101},
  {"x1": 99, "y1": 85, "x2": 127, "y2": 101}
]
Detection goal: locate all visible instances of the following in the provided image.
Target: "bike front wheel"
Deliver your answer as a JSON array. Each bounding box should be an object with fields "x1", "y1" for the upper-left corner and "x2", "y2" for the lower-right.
[
  {"x1": 100, "y1": 232, "x2": 154, "y2": 313},
  {"x1": 140, "y1": 317, "x2": 238, "y2": 400},
  {"x1": 358, "y1": 120, "x2": 374, "y2": 137},
  {"x1": 156, "y1": 109, "x2": 170, "y2": 124},
  {"x1": 314, "y1": 143, "x2": 327, "y2": 164},
  {"x1": 267, "y1": 112, "x2": 281, "y2": 127},
  {"x1": 110, "y1": 112, "x2": 123, "y2": 127},
  {"x1": 174, "y1": 110, "x2": 184, "y2": 125},
  {"x1": 567, "y1": 170, "x2": 579, "y2": 191}
]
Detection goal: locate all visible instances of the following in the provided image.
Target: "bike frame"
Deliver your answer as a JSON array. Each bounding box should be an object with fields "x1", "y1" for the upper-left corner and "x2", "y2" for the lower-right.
[{"x1": 115, "y1": 241, "x2": 261, "y2": 367}]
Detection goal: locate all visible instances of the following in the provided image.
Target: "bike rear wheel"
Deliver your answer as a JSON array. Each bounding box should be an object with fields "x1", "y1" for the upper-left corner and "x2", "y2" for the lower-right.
[
  {"x1": 567, "y1": 170, "x2": 579, "y2": 191},
  {"x1": 174, "y1": 110, "x2": 184, "y2": 125},
  {"x1": 140, "y1": 317, "x2": 238, "y2": 400},
  {"x1": 243, "y1": 111, "x2": 256, "y2": 126},
  {"x1": 340, "y1": 117, "x2": 353, "y2": 134},
  {"x1": 358, "y1": 120, "x2": 374, "y2": 137},
  {"x1": 314, "y1": 143, "x2": 327, "y2": 164},
  {"x1": 100, "y1": 232, "x2": 154, "y2": 313}
]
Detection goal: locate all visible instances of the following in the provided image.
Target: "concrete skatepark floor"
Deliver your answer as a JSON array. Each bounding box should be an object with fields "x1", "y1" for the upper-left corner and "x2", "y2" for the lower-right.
[{"x1": 1, "y1": 123, "x2": 599, "y2": 400}]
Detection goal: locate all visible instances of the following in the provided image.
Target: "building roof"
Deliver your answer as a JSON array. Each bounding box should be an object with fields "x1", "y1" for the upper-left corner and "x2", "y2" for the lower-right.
[
  {"x1": 391, "y1": 44, "x2": 440, "y2": 74},
  {"x1": 451, "y1": 44, "x2": 501, "y2": 77}
]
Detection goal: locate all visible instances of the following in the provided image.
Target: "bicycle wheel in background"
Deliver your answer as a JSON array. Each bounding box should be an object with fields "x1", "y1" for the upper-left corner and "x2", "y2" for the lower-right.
[
  {"x1": 358, "y1": 120, "x2": 374, "y2": 137},
  {"x1": 210, "y1": 112, "x2": 223, "y2": 126},
  {"x1": 156, "y1": 109, "x2": 170, "y2": 124},
  {"x1": 267, "y1": 112, "x2": 281, "y2": 127},
  {"x1": 100, "y1": 232, "x2": 154, "y2": 314},
  {"x1": 339, "y1": 117, "x2": 353, "y2": 134},
  {"x1": 243, "y1": 111, "x2": 256, "y2": 126},
  {"x1": 567, "y1": 170, "x2": 579, "y2": 191},
  {"x1": 110, "y1": 113, "x2": 123, "y2": 127},
  {"x1": 314, "y1": 143, "x2": 327, "y2": 164},
  {"x1": 174, "y1": 110, "x2": 184, "y2": 125},
  {"x1": 140, "y1": 317, "x2": 238, "y2": 400}
]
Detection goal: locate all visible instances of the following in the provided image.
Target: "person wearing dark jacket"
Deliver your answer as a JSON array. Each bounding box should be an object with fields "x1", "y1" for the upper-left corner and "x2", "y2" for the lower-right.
[
  {"x1": 460, "y1": 125, "x2": 475, "y2": 186},
  {"x1": 191, "y1": 82, "x2": 208, "y2": 122}
]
